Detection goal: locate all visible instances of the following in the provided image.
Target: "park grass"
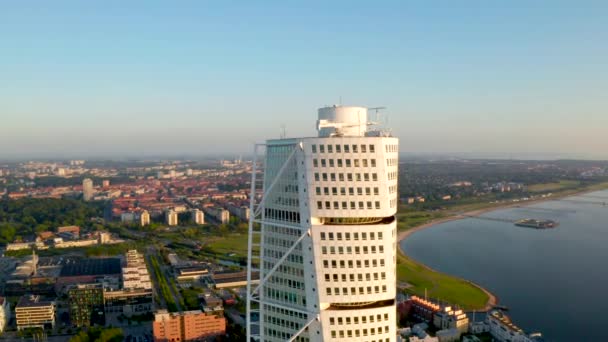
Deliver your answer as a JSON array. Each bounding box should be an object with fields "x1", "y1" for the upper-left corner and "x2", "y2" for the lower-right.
[
  {"x1": 396, "y1": 210, "x2": 491, "y2": 310},
  {"x1": 206, "y1": 233, "x2": 250, "y2": 257}
]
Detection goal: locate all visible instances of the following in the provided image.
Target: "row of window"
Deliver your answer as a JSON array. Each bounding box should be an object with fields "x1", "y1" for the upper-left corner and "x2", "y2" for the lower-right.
[
  {"x1": 330, "y1": 313, "x2": 389, "y2": 325},
  {"x1": 269, "y1": 275, "x2": 304, "y2": 290},
  {"x1": 387, "y1": 171, "x2": 398, "y2": 181},
  {"x1": 390, "y1": 198, "x2": 397, "y2": 208},
  {"x1": 313, "y1": 158, "x2": 377, "y2": 168},
  {"x1": 326, "y1": 284, "x2": 388, "y2": 296},
  {"x1": 321, "y1": 244, "x2": 385, "y2": 255},
  {"x1": 320, "y1": 231, "x2": 383, "y2": 241},
  {"x1": 331, "y1": 328, "x2": 390, "y2": 339},
  {"x1": 265, "y1": 249, "x2": 304, "y2": 263},
  {"x1": 317, "y1": 200, "x2": 381, "y2": 210},
  {"x1": 387, "y1": 158, "x2": 397, "y2": 166},
  {"x1": 262, "y1": 261, "x2": 304, "y2": 278},
  {"x1": 386, "y1": 144, "x2": 398, "y2": 153},
  {"x1": 265, "y1": 287, "x2": 305, "y2": 306},
  {"x1": 322, "y1": 258, "x2": 386, "y2": 269},
  {"x1": 324, "y1": 272, "x2": 387, "y2": 283},
  {"x1": 314, "y1": 172, "x2": 379, "y2": 182},
  {"x1": 312, "y1": 144, "x2": 376, "y2": 154},
  {"x1": 316, "y1": 186, "x2": 380, "y2": 196},
  {"x1": 265, "y1": 236, "x2": 304, "y2": 249},
  {"x1": 388, "y1": 185, "x2": 397, "y2": 194}
]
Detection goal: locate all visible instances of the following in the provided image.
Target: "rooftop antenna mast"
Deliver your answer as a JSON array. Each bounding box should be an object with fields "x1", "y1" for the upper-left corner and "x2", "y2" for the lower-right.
[{"x1": 280, "y1": 124, "x2": 286, "y2": 139}]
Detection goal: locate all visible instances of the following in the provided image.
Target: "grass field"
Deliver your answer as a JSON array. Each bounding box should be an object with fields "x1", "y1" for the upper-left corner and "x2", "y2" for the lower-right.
[{"x1": 527, "y1": 180, "x2": 580, "y2": 192}]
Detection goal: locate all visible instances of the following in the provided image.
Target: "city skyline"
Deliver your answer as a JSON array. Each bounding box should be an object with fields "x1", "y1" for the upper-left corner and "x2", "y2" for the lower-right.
[{"x1": 2, "y1": 1, "x2": 607, "y2": 159}]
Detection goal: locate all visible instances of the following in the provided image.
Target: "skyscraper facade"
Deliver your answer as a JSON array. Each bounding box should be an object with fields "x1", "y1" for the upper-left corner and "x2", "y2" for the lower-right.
[
  {"x1": 247, "y1": 106, "x2": 399, "y2": 341},
  {"x1": 82, "y1": 178, "x2": 94, "y2": 201}
]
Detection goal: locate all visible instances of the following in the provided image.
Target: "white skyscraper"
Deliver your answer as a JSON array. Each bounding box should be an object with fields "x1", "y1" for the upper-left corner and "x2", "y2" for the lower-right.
[
  {"x1": 247, "y1": 105, "x2": 399, "y2": 341},
  {"x1": 82, "y1": 178, "x2": 94, "y2": 201}
]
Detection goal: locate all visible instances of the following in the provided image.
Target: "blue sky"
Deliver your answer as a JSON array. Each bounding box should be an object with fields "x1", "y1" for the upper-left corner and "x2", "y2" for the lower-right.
[{"x1": 1, "y1": 1, "x2": 607, "y2": 159}]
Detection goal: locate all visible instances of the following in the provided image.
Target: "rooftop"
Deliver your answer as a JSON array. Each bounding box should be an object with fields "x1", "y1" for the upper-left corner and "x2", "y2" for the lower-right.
[{"x1": 60, "y1": 258, "x2": 121, "y2": 277}]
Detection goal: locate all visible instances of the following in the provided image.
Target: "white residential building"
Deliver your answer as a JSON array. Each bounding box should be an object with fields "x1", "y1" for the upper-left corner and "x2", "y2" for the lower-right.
[
  {"x1": 0, "y1": 296, "x2": 10, "y2": 333},
  {"x1": 191, "y1": 209, "x2": 205, "y2": 225},
  {"x1": 82, "y1": 178, "x2": 94, "y2": 201},
  {"x1": 247, "y1": 105, "x2": 399, "y2": 341},
  {"x1": 122, "y1": 250, "x2": 152, "y2": 290},
  {"x1": 165, "y1": 209, "x2": 178, "y2": 226}
]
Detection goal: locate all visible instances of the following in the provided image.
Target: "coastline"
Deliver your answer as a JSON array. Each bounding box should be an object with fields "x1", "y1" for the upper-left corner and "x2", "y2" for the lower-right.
[{"x1": 397, "y1": 186, "x2": 608, "y2": 311}]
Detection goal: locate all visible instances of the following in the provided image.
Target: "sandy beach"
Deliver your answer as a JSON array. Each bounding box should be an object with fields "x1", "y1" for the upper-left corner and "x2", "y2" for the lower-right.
[{"x1": 397, "y1": 187, "x2": 607, "y2": 311}]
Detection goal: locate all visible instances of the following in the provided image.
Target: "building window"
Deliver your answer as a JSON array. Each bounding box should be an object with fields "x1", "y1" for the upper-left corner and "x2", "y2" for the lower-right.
[
  {"x1": 319, "y1": 144, "x2": 325, "y2": 153},
  {"x1": 369, "y1": 144, "x2": 375, "y2": 153},
  {"x1": 352, "y1": 144, "x2": 358, "y2": 153},
  {"x1": 321, "y1": 159, "x2": 326, "y2": 167},
  {"x1": 361, "y1": 144, "x2": 367, "y2": 153},
  {"x1": 328, "y1": 145, "x2": 333, "y2": 153},
  {"x1": 312, "y1": 144, "x2": 317, "y2": 153},
  {"x1": 336, "y1": 144, "x2": 341, "y2": 153},
  {"x1": 313, "y1": 159, "x2": 318, "y2": 167},
  {"x1": 320, "y1": 232, "x2": 326, "y2": 240},
  {"x1": 344, "y1": 144, "x2": 350, "y2": 153},
  {"x1": 317, "y1": 201, "x2": 322, "y2": 209},
  {"x1": 372, "y1": 173, "x2": 378, "y2": 181},
  {"x1": 371, "y1": 159, "x2": 376, "y2": 167},
  {"x1": 337, "y1": 159, "x2": 343, "y2": 167},
  {"x1": 329, "y1": 159, "x2": 335, "y2": 167},
  {"x1": 375, "y1": 201, "x2": 380, "y2": 209},
  {"x1": 374, "y1": 187, "x2": 379, "y2": 195}
]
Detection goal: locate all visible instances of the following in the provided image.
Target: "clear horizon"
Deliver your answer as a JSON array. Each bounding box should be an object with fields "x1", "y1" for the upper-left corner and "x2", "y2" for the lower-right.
[{"x1": 2, "y1": 1, "x2": 607, "y2": 159}]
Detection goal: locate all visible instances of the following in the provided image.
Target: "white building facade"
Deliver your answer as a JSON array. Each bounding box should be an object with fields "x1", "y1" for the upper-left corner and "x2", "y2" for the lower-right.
[{"x1": 247, "y1": 105, "x2": 399, "y2": 341}]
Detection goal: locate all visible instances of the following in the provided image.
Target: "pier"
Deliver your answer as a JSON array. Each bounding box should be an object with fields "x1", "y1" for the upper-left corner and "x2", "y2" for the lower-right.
[
  {"x1": 514, "y1": 206, "x2": 577, "y2": 214},
  {"x1": 459, "y1": 214, "x2": 516, "y2": 223}
]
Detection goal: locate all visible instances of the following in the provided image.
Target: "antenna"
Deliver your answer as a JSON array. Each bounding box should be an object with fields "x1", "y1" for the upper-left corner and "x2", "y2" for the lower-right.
[{"x1": 280, "y1": 124, "x2": 286, "y2": 139}]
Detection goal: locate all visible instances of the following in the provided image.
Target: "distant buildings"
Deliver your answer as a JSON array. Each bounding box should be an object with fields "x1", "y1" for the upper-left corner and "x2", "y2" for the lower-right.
[
  {"x1": 226, "y1": 203, "x2": 250, "y2": 221},
  {"x1": 203, "y1": 206, "x2": 230, "y2": 224},
  {"x1": 82, "y1": 178, "x2": 94, "y2": 201},
  {"x1": 121, "y1": 210, "x2": 150, "y2": 227},
  {"x1": 0, "y1": 297, "x2": 10, "y2": 333},
  {"x1": 15, "y1": 295, "x2": 56, "y2": 330},
  {"x1": 153, "y1": 309, "x2": 226, "y2": 342},
  {"x1": 191, "y1": 209, "x2": 205, "y2": 225},
  {"x1": 165, "y1": 209, "x2": 178, "y2": 226}
]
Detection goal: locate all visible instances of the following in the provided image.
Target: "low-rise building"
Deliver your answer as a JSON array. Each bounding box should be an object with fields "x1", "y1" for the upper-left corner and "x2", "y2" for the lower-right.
[
  {"x1": 153, "y1": 309, "x2": 226, "y2": 342},
  {"x1": 104, "y1": 288, "x2": 154, "y2": 316},
  {"x1": 15, "y1": 295, "x2": 56, "y2": 330},
  {"x1": 487, "y1": 310, "x2": 532, "y2": 342},
  {"x1": 433, "y1": 306, "x2": 469, "y2": 334}
]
